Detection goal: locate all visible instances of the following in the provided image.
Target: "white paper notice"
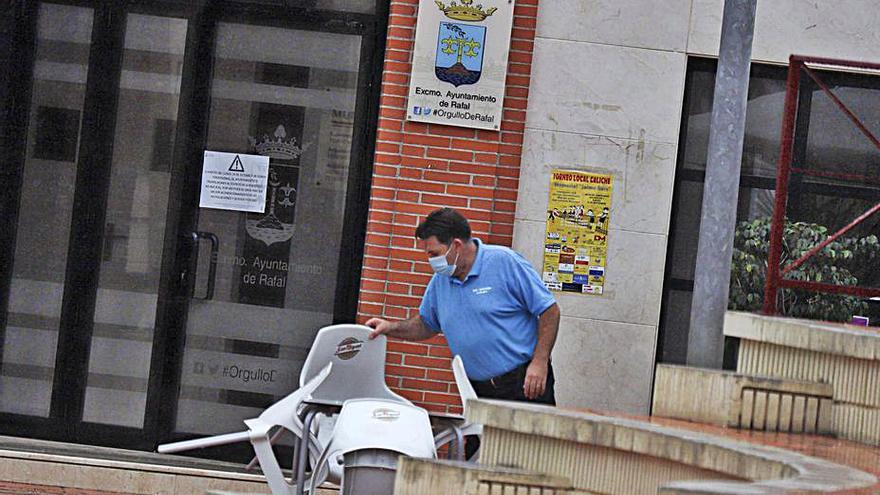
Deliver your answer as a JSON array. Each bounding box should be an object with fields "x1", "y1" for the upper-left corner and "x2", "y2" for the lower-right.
[{"x1": 199, "y1": 151, "x2": 270, "y2": 213}]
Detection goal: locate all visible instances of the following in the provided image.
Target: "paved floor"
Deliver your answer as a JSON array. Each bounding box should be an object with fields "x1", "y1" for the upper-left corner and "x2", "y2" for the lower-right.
[
  {"x1": 0, "y1": 436, "x2": 252, "y2": 474},
  {"x1": 0, "y1": 482, "x2": 131, "y2": 495},
  {"x1": 0, "y1": 435, "x2": 345, "y2": 495},
  {"x1": 646, "y1": 415, "x2": 880, "y2": 495}
]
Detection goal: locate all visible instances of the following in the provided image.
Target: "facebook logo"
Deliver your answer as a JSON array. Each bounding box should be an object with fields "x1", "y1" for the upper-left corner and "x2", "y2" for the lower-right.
[{"x1": 413, "y1": 106, "x2": 422, "y2": 115}]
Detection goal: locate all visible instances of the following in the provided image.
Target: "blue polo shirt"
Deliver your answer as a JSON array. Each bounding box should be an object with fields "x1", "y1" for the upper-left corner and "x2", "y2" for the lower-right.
[{"x1": 419, "y1": 239, "x2": 556, "y2": 381}]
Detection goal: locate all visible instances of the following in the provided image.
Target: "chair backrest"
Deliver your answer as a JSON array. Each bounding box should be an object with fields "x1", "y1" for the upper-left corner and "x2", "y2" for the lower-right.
[
  {"x1": 330, "y1": 398, "x2": 436, "y2": 457},
  {"x1": 452, "y1": 355, "x2": 478, "y2": 411},
  {"x1": 300, "y1": 323, "x2": 408, "y2": 404},
  {"x1": 309, "y1": 397, "x2": 437, "y2": 493}
]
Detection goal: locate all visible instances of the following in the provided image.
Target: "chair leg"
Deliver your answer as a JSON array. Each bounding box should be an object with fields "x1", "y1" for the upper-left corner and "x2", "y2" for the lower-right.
[
  {"x1": 251, "y1": 433, "x2": 296, "y2": 495},
  {"x1": 247, "y1": 428, "x2": 287, "y2": 471},
  {"x1": 452, "y1": 424, "x2": 464, "y2": 460},
  {"x1": 296, "y1": 409, "x2": 319, "y2": 495}
]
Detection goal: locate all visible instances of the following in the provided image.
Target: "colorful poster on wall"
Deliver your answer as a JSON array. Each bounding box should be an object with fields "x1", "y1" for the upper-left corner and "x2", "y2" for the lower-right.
[{"x1": 542, "y1": 169, "x2": 613, "y2": 295}]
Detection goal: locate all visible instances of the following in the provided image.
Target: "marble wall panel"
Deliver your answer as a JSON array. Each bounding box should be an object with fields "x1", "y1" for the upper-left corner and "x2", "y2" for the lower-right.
[
  {"x1": 552, "y1": 315, "x2": 658, "y2": 414},
  {"x1": 526, "y1": 38, "x2": 687, "y2": 144},
  {"x1": 688, "y1": 0, "x2": 880, "y2": 64},
  {"x1": 536, "y1": 0, "x2": 692, "y2": 52},
  {"x1": 517, "y1": 129, "x2": 677, "y2": 236},
  {"x1": 512, "y1": 219, "x2": 667, "y2": 327}
]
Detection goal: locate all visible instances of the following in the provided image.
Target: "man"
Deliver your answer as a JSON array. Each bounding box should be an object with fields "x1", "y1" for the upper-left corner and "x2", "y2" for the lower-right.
[{"x1": 366, "y1": 207, "x2": 560, "y2": 404}]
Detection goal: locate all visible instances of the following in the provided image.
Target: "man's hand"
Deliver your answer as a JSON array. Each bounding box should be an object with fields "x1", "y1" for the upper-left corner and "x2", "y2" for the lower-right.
[
  {"x1": 523, "y1": 359, "x2": 548, "y2": 399},
  {"x1": 364, "y1": 315, "x2": 435, "y2": 341},
  {"x1": 524, "y1": 303, "x2": 559, "y2": 400},
  {"x1": 365, "y1": 317, "x2": 394, "y2": 340}
]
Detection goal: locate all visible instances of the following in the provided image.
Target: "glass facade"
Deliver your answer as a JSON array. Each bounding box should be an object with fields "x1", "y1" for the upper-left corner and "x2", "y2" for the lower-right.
[
  {"x1": 0, "y1": 0, "x2": 383, "y2": 452},
  {"x1": 1, "y1": 3, "x2": 94, "y2": 418},
  {"x1": 84, "y1": 14, "x2": 189, "y2": 428},
  {"x1": 659, "y1": 58, "x2": 880, "y2": 365}
]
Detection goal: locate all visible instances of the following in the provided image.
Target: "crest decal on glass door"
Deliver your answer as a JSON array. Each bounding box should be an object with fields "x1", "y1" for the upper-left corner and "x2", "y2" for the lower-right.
[{"x1": 246, "y1": 125, "x2": 301, "y2": 246}]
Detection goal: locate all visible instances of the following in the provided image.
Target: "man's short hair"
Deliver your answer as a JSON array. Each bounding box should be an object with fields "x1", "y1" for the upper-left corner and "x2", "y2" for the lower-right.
[{"x1": 415, "y1": 208, "x2": 471, "y2": 245}]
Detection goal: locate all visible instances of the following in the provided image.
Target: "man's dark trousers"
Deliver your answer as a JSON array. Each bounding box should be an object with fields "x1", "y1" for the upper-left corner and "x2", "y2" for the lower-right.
[{"x1": 463, "y1": 361, "x2": 555, "y2": 458}]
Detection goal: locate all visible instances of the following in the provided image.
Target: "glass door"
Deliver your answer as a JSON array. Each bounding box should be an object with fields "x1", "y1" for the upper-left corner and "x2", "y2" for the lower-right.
[
  {"x1": 81, "y1": 12, "x2": 189, "y2": 429},
  {"x1": 0, "y1": 2, "x2": 95, "y2": 419},
  {"x1": 173, "y1": 19, "x2": 366, "y2": 437}
]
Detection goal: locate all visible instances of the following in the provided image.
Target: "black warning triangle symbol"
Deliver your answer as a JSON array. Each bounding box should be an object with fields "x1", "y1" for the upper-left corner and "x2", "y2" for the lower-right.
[{"x1": 228, "y1": 155, "x2": 246, "y2": 172}]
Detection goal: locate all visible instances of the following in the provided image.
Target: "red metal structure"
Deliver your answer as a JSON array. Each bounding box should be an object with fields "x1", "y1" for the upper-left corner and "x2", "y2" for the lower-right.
[{"x1": 763, "y1": 55, "x2": 880, "y2": 314}]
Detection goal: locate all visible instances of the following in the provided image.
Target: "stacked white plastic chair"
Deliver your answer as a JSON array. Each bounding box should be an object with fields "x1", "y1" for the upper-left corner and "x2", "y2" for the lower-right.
[
  {"x1": 292, "y1": 324, "x2": 417, "y2": 490},
  {"x1": 157, "y1": 324, "x2": 437, "y2": 495},
  {"x1": 308, "y1": 398, "x2": 436, "y2": 494},
  {"x1": 432, "y1": 355, "x2": 483, "y2": 460},
  {"x1": 156, "y1": 361, "x2": 332, "y2": 461}
]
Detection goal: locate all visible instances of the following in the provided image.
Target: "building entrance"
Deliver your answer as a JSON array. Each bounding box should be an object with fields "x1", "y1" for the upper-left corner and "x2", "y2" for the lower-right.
[{"x1": 0, "y1": 0, "x2": 382, "y2": 453}]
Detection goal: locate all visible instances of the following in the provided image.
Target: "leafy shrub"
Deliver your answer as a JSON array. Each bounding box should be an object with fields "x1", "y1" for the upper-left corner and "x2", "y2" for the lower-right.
[{"x1": 729, "y1": 216, "x2": 880, "y2": 322}]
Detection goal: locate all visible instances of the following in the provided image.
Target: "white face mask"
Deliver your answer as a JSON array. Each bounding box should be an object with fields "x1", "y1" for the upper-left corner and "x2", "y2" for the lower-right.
[{"x1": 428, "y1": 243, "x2": 459, "y2": 277}]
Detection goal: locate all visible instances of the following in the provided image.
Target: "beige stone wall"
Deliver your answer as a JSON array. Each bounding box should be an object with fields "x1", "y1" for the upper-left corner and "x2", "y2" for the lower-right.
[
  {"x1": 481, "y1": 427, "x2": 740, "y2": 495},
  {"x1": 727, "y1": 311, "x2": 880, "y2": 445},
  {"x1": 517, "y1": 1, "x2": 880, "y2": 414},
  {"x1": 739, "y1": 340, "x2": 880, "y2": 445},
  {"x1": 0, "y1": 451, "x2": 273, "y2": 495},
  {"x1": 467, "y1": 399, "x2": 876, "y2": 494},
  {"x1": 652, "y1": 364, "x2": 834, "y2": 433},
  {"x1": 394, "y1": 458, "x2": 573, "y2": 495}
]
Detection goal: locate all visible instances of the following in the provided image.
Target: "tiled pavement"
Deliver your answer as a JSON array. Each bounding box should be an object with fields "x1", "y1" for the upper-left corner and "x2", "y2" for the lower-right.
[
  {"x1": 0, "y1": 482, "x2": 131, "y2": 495},
  {"x1": 647, "y1": 415, "x2": 880, "y2": 494}
]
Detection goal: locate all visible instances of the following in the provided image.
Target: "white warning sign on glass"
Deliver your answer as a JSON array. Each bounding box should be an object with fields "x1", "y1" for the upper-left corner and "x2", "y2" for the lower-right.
[{"x1": 199, "y1": 151, "x2": 270, "y2": 213}]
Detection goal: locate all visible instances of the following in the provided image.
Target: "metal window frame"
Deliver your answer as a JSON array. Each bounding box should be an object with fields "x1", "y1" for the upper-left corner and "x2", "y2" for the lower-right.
[{"x1": 763, "y1": 55, "x2": 880, "y2": 314}]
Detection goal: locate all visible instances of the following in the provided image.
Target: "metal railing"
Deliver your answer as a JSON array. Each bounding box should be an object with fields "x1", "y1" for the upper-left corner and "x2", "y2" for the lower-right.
[{"x1": 763, "y1": 55, "x2": 880, "y2": 314}]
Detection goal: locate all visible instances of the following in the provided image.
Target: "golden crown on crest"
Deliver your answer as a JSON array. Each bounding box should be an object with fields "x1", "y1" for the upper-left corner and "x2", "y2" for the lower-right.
[
  {"x1": 434, "y1": 0, "x2": 497, "y2": 22},
  {"x1": 248, "y1": 124, "x2": 303, "y2": 160}
]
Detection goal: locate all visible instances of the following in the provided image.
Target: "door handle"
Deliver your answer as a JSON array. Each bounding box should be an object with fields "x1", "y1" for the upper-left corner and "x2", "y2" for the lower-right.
[{"x1": 189, "y1": 231, "x2": 219, "y2": 300}]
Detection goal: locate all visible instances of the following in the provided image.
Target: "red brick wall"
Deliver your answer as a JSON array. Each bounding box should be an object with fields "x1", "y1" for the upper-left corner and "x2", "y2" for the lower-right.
[{"x1": 356, "y1": 0, "x2": 540, "y2": 414}]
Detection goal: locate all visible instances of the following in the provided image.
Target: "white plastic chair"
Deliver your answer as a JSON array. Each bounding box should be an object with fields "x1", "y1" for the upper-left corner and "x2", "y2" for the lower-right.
[
  {"x1": 295, "y1": 324, "x2": 411, "y2": 487},
  {"x1": 159, "y1": 324, "x2": 418, "y2": 495},
  {"x1": 253, "y1": 324, "x2": 412, "y2": 492},
  {"x1": 308, "y1": 398, "x2": 437, "y2": 494},
  {"x1": 452, "y1": 355, "x2": 479, "y2": 415},
  {"x1": 157, "y1": 361, "x2": 334, "y2": 494},
  {"x1": 242, "y1": 362, "x2": 334, "y2": 495},
  {"x1": 299, "y1": 323, "x2": 408, "y2": 404},
  {"x1": 453, "y1": 355, "x2": 483, "y2": 459},
  {"x1": 433, "y1": 355, "x2": 483, "y2": 460}
]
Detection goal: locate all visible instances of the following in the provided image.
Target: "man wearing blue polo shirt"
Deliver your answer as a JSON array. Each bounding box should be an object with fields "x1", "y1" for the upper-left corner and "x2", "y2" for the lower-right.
[{"x1": 366, "y1": 207, "x2": 560, "y2": 404}]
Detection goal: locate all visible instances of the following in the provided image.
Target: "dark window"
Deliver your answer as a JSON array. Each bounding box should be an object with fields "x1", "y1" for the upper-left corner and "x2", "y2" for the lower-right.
[
  {"x1": 33, "y1": 106, "x2": 80, "y2": 162},
  {"x1": 658, "y1": 58, "x2": 880, "y2": 366},
  {"x1": 150, "y1": 118, "x2": 176, "y2": 172},
  {"x1": 258, "y1": 62, "x2": 310, "y2": 88}
]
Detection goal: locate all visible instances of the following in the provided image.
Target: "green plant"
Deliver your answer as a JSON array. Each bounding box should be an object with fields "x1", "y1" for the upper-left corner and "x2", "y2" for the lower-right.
[{"x1": 729, "y1": 216, "x2": 880, "y2": 322}]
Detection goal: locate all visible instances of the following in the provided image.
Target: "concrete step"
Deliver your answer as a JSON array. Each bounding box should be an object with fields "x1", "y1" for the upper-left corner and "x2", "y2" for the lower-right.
[
  {"x1": 0, "y1": 436, "x2": 333, "y2": 495},
  {"x1": 652, "y1": 364, "x2": 834, "y2": 433},
  {"x1": 726, "y1": 311, "x2": 880, "y2": 445}
]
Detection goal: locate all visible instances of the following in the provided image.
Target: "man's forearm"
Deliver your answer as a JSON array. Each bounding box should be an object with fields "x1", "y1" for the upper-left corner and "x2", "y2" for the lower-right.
[
  {"x1": 386, "y1": 315, "x2": 436, "y2": 341},
  {"x1": 532, "y1": 303, "x2": 560, "y2": 363}
]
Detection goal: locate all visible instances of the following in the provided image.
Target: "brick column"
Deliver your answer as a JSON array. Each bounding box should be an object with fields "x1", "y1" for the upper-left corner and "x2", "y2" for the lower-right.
[{"x1": 357, "y1": 0, "x2": 539, "y2": 414}]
